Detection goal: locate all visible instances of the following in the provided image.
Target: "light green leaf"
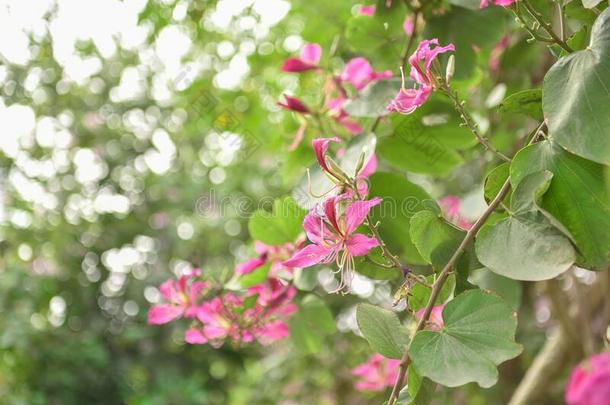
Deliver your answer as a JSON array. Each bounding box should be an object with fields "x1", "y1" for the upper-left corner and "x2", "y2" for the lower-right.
[
  {"x1": 475, "y1": 171, "x2": 576, "y2": 281},
  {"x1": 542, "y1": 8, "x2": 610, "y2": 165},
  {"x1": 409, "y1": 274, "x2": 455, "y2": 311},
  {"x1": 497, "y1": 89, "x2": 543, "y2": 120},
  {"x1": 248, "y1": 196, "x2": 306, "y2": 245},
  {"x1": 484, "y1": 162, "x2": 511, "y2": 205},
  {"x1": 410, "y1": 290, "x2": 522, "y2": 388},
  {"x1": 289, "y1": 295, "x2": 336, "y2": 354},
  {"x1": 369, "y1": 172, "x2": 438, "y2": 264},
  {"x1": 470, "y1": 268, "x2": 522, "y2": 310},
  {"x1": 356, "y1": 303, "x2": 409, "y2": 359},
  {"x1": 410, "y1": 210, "x2": 465, "y2": 270},
  {"x1": 511, "y1": 140, "x2": 610, "y2": 269}
]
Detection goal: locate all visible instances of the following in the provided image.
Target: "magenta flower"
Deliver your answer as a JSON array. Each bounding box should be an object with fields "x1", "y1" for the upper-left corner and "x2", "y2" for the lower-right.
[
  {"x1": 339, "y1": 57, "x2": 392, "y2": 91},
  {"x1": 416, "y1": 304, "x2": 445, "y2": 331},
  {"x1": 186, "y1": 279, "x2": 296, "y2": 347},
  {"x1": 148, "y1": 270, "x2": 208, "y2": 325},
  {"x1": 352, "y1": 354, "x2": 401, "y2": 391},
  {"x1": 312, "y1": 136, "x2": 342, "y2": 176},
  {"x1": 358, "y1": 5, "x2": 376, "y2": 16},
  {"x1": 236, "y1": 239, "x2": 304, "y2": 278},
  {"x1": 403, "y1": 16, "x2": 414, "y2": 36},
  {"x1": 387, "y1": 39, "x2": 455, "y2": 115},
  {"x1": 282, "y1": 43, "x2": 322, "y2": 72},
  {"x1": 283, "y1": 196, "x2": 381, "y2": 290},
  {"x1": 439, "y1": 196, "x2": 473, "y2": 230},
  {"x1": 327, "y1": 97, "x2": 363, "y2": 134},
  {"x1": 566, "y1": 352, "x2": 610, "y2": 405},
  {"x1": 278, "y1": 94, "x2": 310, "y2": 114},
  {"x1": 480, "y1": 0, "x2": 516, "y2": 8}
]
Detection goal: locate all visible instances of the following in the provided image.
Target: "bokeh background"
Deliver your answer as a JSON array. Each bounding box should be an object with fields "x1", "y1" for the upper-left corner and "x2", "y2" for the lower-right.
[{"x1": 0, "y1": 0, "x2": 576, "y2": 403}]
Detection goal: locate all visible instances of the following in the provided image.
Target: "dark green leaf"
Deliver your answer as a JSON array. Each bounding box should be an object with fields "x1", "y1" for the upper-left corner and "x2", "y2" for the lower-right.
[
  {"x1": 410, "y1": 211, "x2": 465, "y2": 270},
  {"x1": 497, "y1": 89, "x2": 543, "y2": 120}
]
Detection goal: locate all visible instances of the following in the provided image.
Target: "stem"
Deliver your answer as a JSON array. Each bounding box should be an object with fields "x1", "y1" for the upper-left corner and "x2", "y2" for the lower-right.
[
  {"x1": 440, "y1": 83, "x2": 511, "y2": 162},
  {"x1": 400, "y1": 10, "x2": 420, "y2": 68},
  {"x1": 522, "y1": 0, "x2": 573, "y2": 53},
  {"x1": 556, "y1": 2, "x2": 565, "y2": 41},
  {"x1": 387, "y1": 176, "x2": 513, "y2": 404}
]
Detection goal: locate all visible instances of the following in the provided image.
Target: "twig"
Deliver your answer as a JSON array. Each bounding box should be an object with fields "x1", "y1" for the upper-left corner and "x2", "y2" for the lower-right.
[{"x1": 521, "y1": 0, "x2": 573, "y2": 53}]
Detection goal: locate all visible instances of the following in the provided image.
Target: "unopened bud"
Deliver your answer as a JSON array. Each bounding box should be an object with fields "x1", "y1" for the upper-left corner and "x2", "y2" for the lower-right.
[
  {"x1": 325, "y1": 156, "x2": 350, "y2": 184},
  {"x1": 354, "y1": 151, "x2": 366, "y2": 177},
  {"x1": 445, "y1": 55, "x2": 455, "y2": 84}
]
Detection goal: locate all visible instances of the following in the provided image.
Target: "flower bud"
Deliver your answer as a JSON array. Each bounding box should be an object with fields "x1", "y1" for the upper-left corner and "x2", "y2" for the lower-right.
[{"x1": 445, "y1": 55, "x2": 455, "y2": 84}]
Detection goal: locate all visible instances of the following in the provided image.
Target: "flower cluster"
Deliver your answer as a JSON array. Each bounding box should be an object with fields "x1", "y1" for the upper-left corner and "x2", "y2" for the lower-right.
[{"x1": 566, "y1": 352, "x2": 610, "y2": 405}]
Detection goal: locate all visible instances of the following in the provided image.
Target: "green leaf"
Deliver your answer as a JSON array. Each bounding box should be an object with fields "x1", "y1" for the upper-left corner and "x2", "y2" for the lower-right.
[
  {"x1": 356, "y1": 303, "x2": 410, "y2": 359},
  {"x1": 484, "y1": 162, "x2": 511, "y2": 205},
  {"x1": 344, "y1": 79, "x2": 401, "y2": 117},
  {"x1": 497, "y1": 89, "x2": 543, "y2": 120},
  {"x1": 511, "y1": 141, "x2": 610, "y2": 269},
  {"x1": 289, "y1": 295, "x2": 336, "y2": 354},
  {"x1": 248, "y1": 196, "x2": 306, "y2": 245},
  {"x1": 410, "y1": 211, "x2": 465, "y2": 270},
  {"x1": 355, "y1": 250, "x2": 402, "y2": 280},
  {"x1": 406, "y1": 366, "x2": 435, "y2": 405},
  {"x1": 542, "y1": 8, "x2": 610, "y2": 165},
  {"x1": 410, "y1": 290, "x2": 522, "y2": 388},
  {"x1": 470, "y1": 268, "x2": 522, "y2": 310},
  {"x1": 409, "y1": 274, "x2": 455, "y2": 311},
  {"x1": 475, "y1": 171, "x2": 576, "y2": 281},
  {"x1": 368, "y1": 172, "x2": 438, "y2": 264},
  {"x1": 293, "y1": 134, "x2": 376, "y2": 209},
  {"x1": 425, "y1": 7, "x2": 508, "y2": 80}
]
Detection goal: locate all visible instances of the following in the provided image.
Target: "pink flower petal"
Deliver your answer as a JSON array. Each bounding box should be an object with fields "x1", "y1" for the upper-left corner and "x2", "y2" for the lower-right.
[
  {"x1": 236, "y1": 256, "x2": 267, "y2": 275},
  {"x1": 147, "y1": 304, "x2": 184, "y2": 325},
  {"x1": 281, "y1": 57, "x2": 317, "y2": 73},
  {"x1": 278, "y1": 94, "x2": 310, "y2": 113},
  {"x1": 386, "y1": 86, "x2": 432, "y2": 114},
  {"x1": 283, "y1": 243, "x2": 333, "y2": 268},
  {"x1": 312, "y1": 137, "x2": 341, "y2": 174},
  {"x1": 358, "y1": 5, "x2": 376, "y2": 16},
  {"x1": 403, "y1": 17, "x2": 414, "y2": 35},
  {"x1": 300, "y1": 43, "x2": 322, "y2": 65},
  {"x1": 344, "y1": 197, "x2": 382, "y2": 234},
  {"x1": 185, "y1": 328, "x2": 208, "y2": 344},
  {"x1": 346, "y1": 233, "x2": 380, "y2": 256}
]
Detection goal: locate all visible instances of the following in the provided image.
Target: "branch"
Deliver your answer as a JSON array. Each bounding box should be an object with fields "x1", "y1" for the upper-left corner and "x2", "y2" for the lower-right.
[{"x1": 514, "y1": 0, "x2": 573, "y2": 53}]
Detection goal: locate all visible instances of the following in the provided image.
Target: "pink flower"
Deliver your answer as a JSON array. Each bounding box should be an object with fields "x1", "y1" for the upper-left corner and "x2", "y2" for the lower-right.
[
  {"x1": 439, "y1": 196, "x2": 473, "y2": 230},
  {"x1": 387, "y1": 39, "x2": 454, "y2": 114},
  {"x1": 186, "y1": 280, "x2": 296, "y2": 347},
  {"x1": 480, "y1": 0, "x2": 516, "y2": 8},
  {"x1": 358, "y1": 5, "x2": 376, "y2": 16},
  {"x1": 489, "y1": 34, "x2": 510, "y2": 72},
  {"x1": 283, "y1": 196, "x2": 381, "y2": 290},
  {"x1": 339, "y1": 57, "x2": 392, "y2": 91},
  {"x1": 352, "y1": 354, "x2": 401, "y2": 391},
  {"x1": 403, "y1": 17, "x2": 414, "y2": 36},
  {"x1": 566, "y1": 352, "x2": 610, "y2": 405},
  {"x1": 327, "y1": 97, "x2": 363, "y2": 134},
  {"x1": 148, "y1": 270, "x2": 208, "y2": 325},
  {"x1": 236, "y1": 240, "x2": 304, "y2": 278},
  {"x1": 282, "y1": 43, "x2": 322, "y2": 72},
  {"x1": 416, "y1": 305, "x2": 445, "y2": 331},
  {"x1": 278, "y1": 94, "x2": 310, "y2": 114}
]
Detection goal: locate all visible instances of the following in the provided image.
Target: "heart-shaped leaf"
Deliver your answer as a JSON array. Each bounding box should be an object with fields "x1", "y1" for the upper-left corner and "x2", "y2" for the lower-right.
[
  {"x1": 475, "y1": 171, "x2": 576, "y2": 280},
  {"x1": 542, "y1": 8, "x2": 610, "y2": 165},
  {"x1": 409, "y1": 290, "x2": 522, "y2": 388},
  {"x1": 356, "y1": 303, "x2": 409, "y2": 359},
  {"x1": 511, "y1": 140, "x2": 610, "y2": 269}
]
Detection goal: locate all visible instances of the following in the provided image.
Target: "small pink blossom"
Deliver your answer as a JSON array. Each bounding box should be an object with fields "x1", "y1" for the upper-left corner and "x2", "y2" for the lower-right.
[
  {"x1": 283, "y1": 196, "x2": 381, "y2": 291},
  {"x1": 566, "y1": 352, "x2": 610, "y2": 405},
  {"x1": 480, "y1": 0, "x2": 517, "y2": 8},
  {"x1": 148, "y1": 270, "x2": 208, "y2": 325},
  {"x1": 489, "y1": 34, "x2": 510, "y2": 72},
  {"x1": 358, "y1": 4, "x2": 376, "y2": 16},
  {"x1": 282, "y1": 43, "x2": 322, "y2": 72},
  {"x1": 439, "y1": 196, "x2": 473, "y2": 230},
  {"x1": 387, "y1": 39, "x2": 455, "y2": 114},
  {"x1": 416, "y1": 305, "x2": 445, "y2": 331},
  {"x1": 312, "y1": 136, "x2": 342, "y2": 176},
  {"x1": 236, "y1": 240, "x2": 304, "y2": 278},
  {"x1": 352, "y1": 354, "x2": 401, "y2": 391},
  {"x1": 339, "y1": 57, "x2": 392, "y2": 91},
  {"x1": 403, "y1": 17, "x2": 414, "y2": 36},
  {"x1": 327, "y1": 97, "x2": 363, "y2": 134},
  {"x1": 278, "y1": 94, "x2": 310, "y2": 114}
]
